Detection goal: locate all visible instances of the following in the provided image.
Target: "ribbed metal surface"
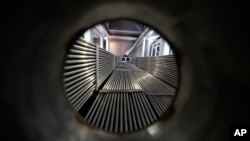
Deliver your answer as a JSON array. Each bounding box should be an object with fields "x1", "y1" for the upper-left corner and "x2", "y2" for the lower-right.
[
  {"x1": 136, "y1": 72, "x2": 175, "y2": 95},
  {"x1": 113, "y1": 55, "x2": 120, "y2": 69},
  {"x1": 101, "y1": 70, "x2": 143, "y2": 91},
  {"x1": 63, "y1": 37, "x2": 96, "y2": 111},
  {"x1": 147, "y1": 95, "x2": 174, "y2": 117},
  {"x1": 63, "y1": 37, "x2": 177, "y2": 133},
  {"x1": 138, "y1": 57, "x2": 149, "y2": 71},
  {"x1": 82, "y1": 63, "x2": 175, "y2": 133},
  {"x1": 132, "y1": 55, "x2": 179, "y2": 88},
  {"x1": 148, "y1": 55, "x2": 178, "y2": 87},
  {"x1": 84, "y1": 92, "x2": 158, "y2": 133},
  {"x1": 135, "y1": 57, "x2": 140, "y2": 66},
  {"x1": 101, "y1": 63, "x2": 175, "y2": 95},
  {"x1": 116, "y1": 63, "x2": 142, "y2": 71},
  {"x1": 97, "y1": 47, "x2": 119, "y2": 89},
  {"x1": 130, "y1": 57, "x2": 136, "y2": 64}
]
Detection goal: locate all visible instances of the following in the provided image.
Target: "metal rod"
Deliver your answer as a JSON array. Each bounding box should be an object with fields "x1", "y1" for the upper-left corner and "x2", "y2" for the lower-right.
[
  {"x1": 147, "y1": 96, "x2": 162, "y2": 117},
  {"x1": 109, "y1": 94, "x2": 117, "y2": 132},
  {"x1": 64, "y1": 65, "x2": 95, "y2": 76},
  {"x1": 64, "y1": 74, "x2": 94, "y2": 89},
  {"x1": 105, "y1": 93, "x2": 115, "y2": 131},
  {"x1": 126, "y1": 93, "x2": 133, "y2": 131},
  {"x1": 68, "y1": 81, "x2": 94, "y2": 103},
  {"x1": 137, "y1": 93, "x2": 150, "y2": 125},
  {"x1": 74, "y1": 87, "x2": 95, "y2": 111},
  {"x1": 95, "y1": 44, "x2": 99, "y2": 90},
  {"x1": 91, "y1": 94, "x2": 104, "y2": 126},
  {"x1": 120, "y1": 93, "x2": 123, "y2": 133},
  {"x1": 95, "y1": 94, "x2": 109, "y2": 127},
  {"x1": 134, "y1": 93, "x2": 146, "y2": 127},
  {"x1": 85, "y1": 94, "x2": 101, "y2": 123},
  {"x1": 73, "y1": 44, "x2": 95, "y2": 52},
  {"x1": 129, "y1": 94, "x2": 137, "y2": 130},
  {"x1": 131, "y1": 94, "x2": 142, "y2": 129},
  {"x1": 66, "y1": 76, "x2": 95, "y2": 97},
  {"x1": 141, "y1": 94, "x2": 157, "y2": 121},
  {"x1": 100, "y1": 93, "x2": 112, "y2": 129},
  {"x1": 64, "y1": 62, "x2": 96, "y2": 70},
  {"x1": 115, "y1": 93, "x2": 120, "y2": 133},
  {"x1": 64, "y1": 68, "x2": 95, "y2": 82},
  {"x1": 124, "y1": 93, "x2": 128, "y2": 132},
  {"x1": 78, "y1": 36, "x2": 96, "y2": 46}
]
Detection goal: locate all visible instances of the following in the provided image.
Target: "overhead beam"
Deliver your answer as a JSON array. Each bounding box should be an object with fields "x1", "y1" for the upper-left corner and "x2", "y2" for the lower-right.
[
  {"x1": 109, "y1": 35, "x2": 137, "y2": 41},
  {"x1": 125, "y1": 27, "x2": 150, "y2": 56},
  {"x1": 109, "y1": 29, "x2": 141, "y2": 35},
  {"x1": 95, "y1": 25, "x2": 109, "y2": 37}
]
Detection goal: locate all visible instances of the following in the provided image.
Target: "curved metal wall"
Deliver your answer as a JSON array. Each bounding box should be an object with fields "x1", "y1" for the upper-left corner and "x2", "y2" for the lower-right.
[
  {"x1": 63, "y1": 37, "x2": 96, "y2": 111},
  {"x1": 63, "y1": 36, "x2": 119, "y2": 111},
  {"x1": 132, "y1": 55, "x2": 178, "y2": 88}
]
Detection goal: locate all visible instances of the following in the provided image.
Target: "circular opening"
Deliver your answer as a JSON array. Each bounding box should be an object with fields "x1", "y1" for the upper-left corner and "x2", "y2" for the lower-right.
[{"x1": 62, "y1": 19, "x2": 179, "y2": 133}]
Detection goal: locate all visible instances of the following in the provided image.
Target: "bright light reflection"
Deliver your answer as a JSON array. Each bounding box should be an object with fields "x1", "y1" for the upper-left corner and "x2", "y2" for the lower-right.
[{"x1": 147, "y1": 124, "x2": 160, "y2": 136}]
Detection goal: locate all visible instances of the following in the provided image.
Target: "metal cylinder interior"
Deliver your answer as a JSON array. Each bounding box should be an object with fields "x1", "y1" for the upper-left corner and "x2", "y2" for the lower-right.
[{"x1": 1, "y1": 0, "x2": 249, "y2": 141}]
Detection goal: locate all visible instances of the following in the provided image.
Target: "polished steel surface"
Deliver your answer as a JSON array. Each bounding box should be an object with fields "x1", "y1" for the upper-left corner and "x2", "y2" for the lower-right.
[
  {"x1": 133, "y1": 55, "x2": 178, "y2": 88},
  {"x1": 102, "y1": 63, "x2": 176, "y2": 95},
  {"x1": 63, "y1": 36, "x2": 96, "y2": 111},
  {"x1": 64, "y1": 37, "x2": 120, "y2": 112},
  {"x1": 80, "y1": 62, "x2": 175, "y2": 133},
  {"x1": 97, "y1": 47, "x2": 119, "y2": 89},
  {"x1": 147, "y1": 95, "x2": 173, "y2": 117},
  {"x1": 64, "y1": 45, "x2": 176, "y2": 132},
  {"x1": 148, "y1": 56, "x2": 178, "y2": 87},
  {"x1": 84, "y1": 92, "x2": 172, "y2": 133},
  {"x1": 101, "y1": 70, "x2": 143, "y2": 91}
]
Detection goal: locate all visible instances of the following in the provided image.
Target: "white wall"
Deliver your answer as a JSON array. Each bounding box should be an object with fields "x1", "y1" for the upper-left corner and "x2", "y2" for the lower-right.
[
  {"x1": 83, "y1": 25, "x2": 109, "y2": 51},
  {"x1": 129, "y1": 29, "x2": 173, "y2": 57},
  {"x1": 83, "y1": 29, "x2": 92, "y2": 42},
  {"x1": 109, "y1": 39, "x2": 134, "y2": 56},
  {"x1": 163, "y1": 40, "x2": 171, "y2": 55},
  {"x1": 141, "y1": 38, "x2": 146, "y2": 57}
]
